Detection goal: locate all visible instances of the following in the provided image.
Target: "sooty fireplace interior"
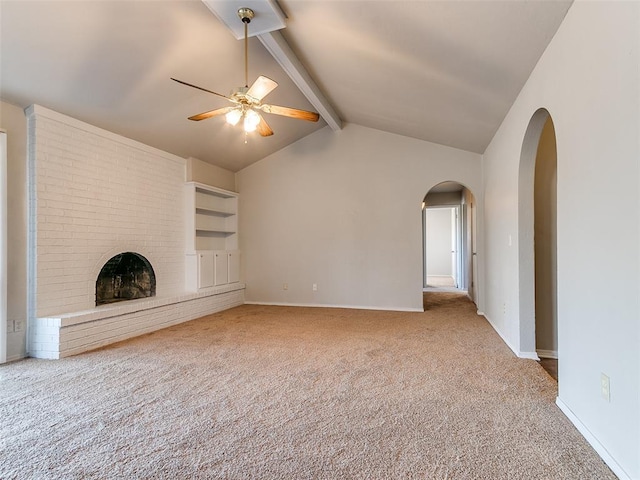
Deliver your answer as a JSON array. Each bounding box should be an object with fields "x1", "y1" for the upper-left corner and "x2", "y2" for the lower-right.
[{"x1": 96, "y1": 252, "x2": 156, "y2": 306}]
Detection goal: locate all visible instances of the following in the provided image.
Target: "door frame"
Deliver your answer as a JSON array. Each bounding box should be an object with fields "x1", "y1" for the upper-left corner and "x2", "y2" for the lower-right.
[
  {"x1": 422, "y1": 183, "x2": 477, "y2": 301},
  {"x1": 518, "y1": 108, "x2": 555, "y2": 359}
]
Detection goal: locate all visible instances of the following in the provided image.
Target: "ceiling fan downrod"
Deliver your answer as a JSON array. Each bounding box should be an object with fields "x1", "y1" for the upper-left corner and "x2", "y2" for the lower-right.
[
  {"x1": 171, "y1": 4, "x2": 319, "y2": 138},
  {"x1": 238, "y1": 7, "x2": 254, "y2": 88}
]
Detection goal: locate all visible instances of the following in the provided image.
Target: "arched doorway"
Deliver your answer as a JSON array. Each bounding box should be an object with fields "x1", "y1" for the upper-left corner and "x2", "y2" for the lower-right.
[
  {"x1": 519, "y1": 108, "x2": 558, "y2": 379},
  {"x1": 422, "y1": 182, "x2": 478, "y2": 305}
]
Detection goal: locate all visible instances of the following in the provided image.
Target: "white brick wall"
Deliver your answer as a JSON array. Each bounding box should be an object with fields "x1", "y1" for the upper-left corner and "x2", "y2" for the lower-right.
[
  {"x1": 28, "y1": 105, "x2": 186, "y2": 317},
  {"x1": 26, "y1": 105, "x2": 245, "y2": 358}
]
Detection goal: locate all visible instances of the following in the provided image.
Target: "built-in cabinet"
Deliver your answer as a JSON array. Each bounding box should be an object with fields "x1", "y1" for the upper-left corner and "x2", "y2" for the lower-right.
[
  {"x1": 185, "y1": 182, "x2": 240, "y2": 290},
  {"x1": 214, "y1": 250, "x2": 241, "y2": 286}
]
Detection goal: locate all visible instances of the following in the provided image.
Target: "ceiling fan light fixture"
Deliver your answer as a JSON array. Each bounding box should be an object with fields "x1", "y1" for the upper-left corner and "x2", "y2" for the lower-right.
[
  {"x1": 225, "y1": 108, "x2": 242, "y2": 126},
  {"x1": 243, "y1": 109, "x2": 261, "y2": 132},
  {"x1": 243, "y1": 120, "x2": 257, "y2": 133},
  {"x1": 172, "y1": 5, "x2": 319, "y2": 138}
]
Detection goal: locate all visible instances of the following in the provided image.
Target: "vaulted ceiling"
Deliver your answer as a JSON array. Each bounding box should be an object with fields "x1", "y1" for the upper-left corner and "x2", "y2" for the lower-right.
[{"x1": 0, "y1": 1, "x2": 572, "y2": 172}]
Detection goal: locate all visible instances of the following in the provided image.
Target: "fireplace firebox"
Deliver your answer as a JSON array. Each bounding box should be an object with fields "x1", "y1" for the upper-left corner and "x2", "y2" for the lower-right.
[{"x1": 95, "y1": 252, "x2": 156, "y2": 306}]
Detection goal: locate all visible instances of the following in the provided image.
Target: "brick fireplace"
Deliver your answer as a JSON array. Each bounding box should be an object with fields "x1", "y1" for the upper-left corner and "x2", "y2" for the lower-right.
[
  {"x1": 95, "y1": 252, "x2": 156, "y2": 306},
  {"x1": 27, "y1": 105, "x2": 244, "y2": 358}
]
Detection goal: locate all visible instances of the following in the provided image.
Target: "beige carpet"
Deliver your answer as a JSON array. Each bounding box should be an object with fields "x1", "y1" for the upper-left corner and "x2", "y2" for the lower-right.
[{"x1": 1, "y1": 292, "x2": 614, "y2": 479}]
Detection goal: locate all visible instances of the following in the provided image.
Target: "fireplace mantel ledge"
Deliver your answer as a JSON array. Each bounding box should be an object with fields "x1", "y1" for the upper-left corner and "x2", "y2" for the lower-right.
[{"x1": 38, "y1": 283, "x2": 246, "y2": 328}]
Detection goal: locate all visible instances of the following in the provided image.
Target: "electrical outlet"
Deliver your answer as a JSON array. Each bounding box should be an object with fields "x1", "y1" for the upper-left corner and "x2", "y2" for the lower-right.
[
  {"x1": 601, "y1": 373, "x2": 610, "y2": 402},
  {"x1": 6, "y1": 320, "x2": 13, "y2": 333},
  {"x1": 14, "y1": 318, "x2": 25, "y2": 332},
  {"x1": 502, "y1": 302, "x2": 506, "y2": 314},
  {"x1": 312, "y1": 283, "x2": 318, "y2": 291},
  {"x1": 283, "y1": 283, "x2": 288, "y2": 290}
]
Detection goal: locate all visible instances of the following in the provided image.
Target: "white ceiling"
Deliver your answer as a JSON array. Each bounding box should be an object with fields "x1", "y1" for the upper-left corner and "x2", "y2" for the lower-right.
[{"x1": 0, "y1": 0, "x2": 572, "y2": 173}]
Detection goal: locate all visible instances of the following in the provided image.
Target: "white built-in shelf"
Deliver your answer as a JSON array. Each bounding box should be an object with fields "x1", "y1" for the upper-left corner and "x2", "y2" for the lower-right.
[
  {"x1": 195, "y1": 207, "x2": 234, "y2": 217},
  {"x1": 186, "y1": 182, "x2": 238, "y2": 252},
  {"x1": 196, "y1": 229, "x2": 235, "y2": 236},
  {"x1": 195, "y1": 185, "x2": 234, "y2": 198},
  {"x1": 185, "y1": 182, "x2": 241, "y2": 291}
]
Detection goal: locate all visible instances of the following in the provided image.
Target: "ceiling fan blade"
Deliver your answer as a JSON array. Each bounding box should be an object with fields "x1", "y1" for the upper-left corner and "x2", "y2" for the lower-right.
[
  {"x1": 188, "y1": 106, "x2": 234, "y2": 121},
  {"x1": 171, "y1": 77, "x2": 230, "y2": 100},
  {"x1": 261, "y1": 104, "x2": 320, "y2": 122},
  {"x1": 246, "y1": 76, "x2": 278, "y2": 102},
  {"x1": 257, "y1": 114, "x2": 274, "y2": 137}
]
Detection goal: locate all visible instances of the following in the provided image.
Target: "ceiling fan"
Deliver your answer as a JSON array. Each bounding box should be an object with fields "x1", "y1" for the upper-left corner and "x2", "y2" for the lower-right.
[{"x1": 171, "y1": 7, "x2": 319, "y2": 137}]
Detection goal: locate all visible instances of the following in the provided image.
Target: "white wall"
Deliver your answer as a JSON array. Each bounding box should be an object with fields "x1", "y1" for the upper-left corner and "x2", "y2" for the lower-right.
[
  {"x1": 482, "y1": 2, "x2": 639, "y2": 478},
  {"x1": 186, "y1": 157, "x2": 236, "y2": 192},
  {"x1": 1, "y1": 129, "x2": 5, "y2": 363},
  {"x1": 237, "y1": 123, "x2": 482, "y2": 312},
  {"x1": 461, "y1": 188, "x2": 477, "y2": 298},
  {"x1": 28, "y1": 105, "x2": 187, "y2": 317},
  {"x1": 425, "y1": 208, "x2": 453, "y2": 277},
  {"x1": 424, "y1": 191, "x2": 462, "y2": 206},
  {"x1": 0, "y1": 101, "x2": 28, "y2": 361}
]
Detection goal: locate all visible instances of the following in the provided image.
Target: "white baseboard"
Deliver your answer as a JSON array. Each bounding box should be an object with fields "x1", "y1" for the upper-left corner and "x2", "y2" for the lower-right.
[
  {"x1": 243, "y1": 301, "x2": 423, "y2": 313},
  {"x1": 556, "y1": 397, "x2": 631, "y2": 480},
  {"x1": 481, "y1": 313, "x2": 541, "y2": 360},
  {"x1": 6, "y1": 352, "x2": 27, "y2": 363},
  {"x1": 537, "y1": 349, "x2": 558, "y2": 359},
  {"x1": 519, "y1": 351, "x2": 541, "y2": 361},
  {"x1": 481, "y1": 313, "x2": 519, "y2": 357}
]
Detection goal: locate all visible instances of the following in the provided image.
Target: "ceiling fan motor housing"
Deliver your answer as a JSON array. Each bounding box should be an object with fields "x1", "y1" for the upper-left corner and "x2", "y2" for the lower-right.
[
  {"x1": 237, "y1": 7, "x2": 254, "y2": 24},
  {"x1": 171, "y1": 4, "x2": 318, "y2": 136}
]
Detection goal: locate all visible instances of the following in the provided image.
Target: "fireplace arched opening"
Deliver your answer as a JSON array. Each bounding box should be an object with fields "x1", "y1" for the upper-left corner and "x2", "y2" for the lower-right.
[{"x1": 95, "y1": 252, "x2": 156, "y2": 306}]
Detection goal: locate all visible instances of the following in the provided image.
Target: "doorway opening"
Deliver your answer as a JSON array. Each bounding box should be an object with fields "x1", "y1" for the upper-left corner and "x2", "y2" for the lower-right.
[
  {"x1": 519, "y1": 109, "x2": 558, "y2": 380},
  {"x1": 425, "y1": 206, "x2": 460, "y2": 289},
  {"x1": 535, "y1": 117, "x2": 558, "y2": 379},
  {"x1": 422, "y1": 182, "x2": 478, "y2": 305}
]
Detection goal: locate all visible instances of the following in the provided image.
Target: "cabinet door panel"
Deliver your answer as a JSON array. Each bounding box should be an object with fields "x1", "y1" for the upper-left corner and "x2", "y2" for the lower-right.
[
  {"x1": 198, "y1": 252, "x2": 214, "y2": 289},
  {"x1": 228, "y1": 251, "x2": 240, "y2": 283},
  {"x1": 214, "y1": 251, "x2": 229, "y2": 286}
]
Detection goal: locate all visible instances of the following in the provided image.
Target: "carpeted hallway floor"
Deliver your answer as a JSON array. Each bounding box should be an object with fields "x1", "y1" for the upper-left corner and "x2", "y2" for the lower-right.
[{"x1": 1, "y1": 292, "x2": 614, "y2": 479}]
